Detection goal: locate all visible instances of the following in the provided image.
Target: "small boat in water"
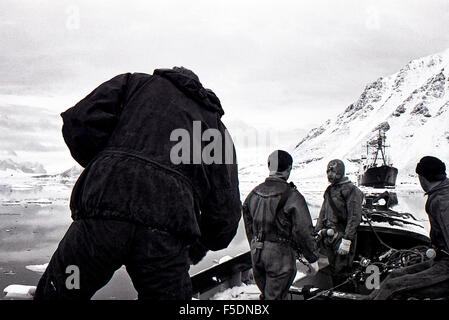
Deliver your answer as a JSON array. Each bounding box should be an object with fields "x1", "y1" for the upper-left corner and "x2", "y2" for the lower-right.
[{"x1": 358, "y1": 129, "x2": 398, "y2": 188}]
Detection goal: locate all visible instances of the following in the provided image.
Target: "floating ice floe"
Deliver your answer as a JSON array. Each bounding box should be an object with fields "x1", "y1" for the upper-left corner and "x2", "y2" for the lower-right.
[
  {"x1": 218, "y1": 255, "x2": 233, "y2": 264},
  {"x1": 11, "y1": 185, "x2": 37, "y2": 191},
  {"x1": 3, "y1": 285, "x2": 36, "y2": 299},
  {"x1": 25, "y1": 263, "x2": 48, "y2": 274},
  {"x1": 1, "y1": 200, "x2": 22, "y2": 206},
  {"x1": 212, "y1": 255, "x2": 233, "y2": 265},
  {"x1": 3, "y1": 270, "x2": 16, "y2": 275},
  {"x1": 26, "y1": 198, "x2": 53, "y2": 205}
]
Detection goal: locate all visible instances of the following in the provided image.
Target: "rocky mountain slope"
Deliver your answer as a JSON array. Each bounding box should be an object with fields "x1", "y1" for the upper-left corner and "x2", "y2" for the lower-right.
[{"x1": 292, "y1": 48, "x2": 449, "y2": 183}]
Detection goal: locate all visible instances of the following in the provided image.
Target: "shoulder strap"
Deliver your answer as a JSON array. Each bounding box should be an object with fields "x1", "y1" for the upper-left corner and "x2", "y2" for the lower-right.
[
  {"x1": 326, "y1": 184, "x2": 356, "y2": 215},
  {"x1": 326, "y1": 186, "x2": 344, "y2": 215},
  {"x1": 257, "y1": 183, "x2": 293, "y2": 241},
  {"x1": 276, "y1": 184, "x2": 293, "y2": 215},
  {"x1": 340, "y1": 184, "x2": 355, "y2": 202},
  {"x1": 343, "y1": 185, "x2": 356, "y2": 212}
]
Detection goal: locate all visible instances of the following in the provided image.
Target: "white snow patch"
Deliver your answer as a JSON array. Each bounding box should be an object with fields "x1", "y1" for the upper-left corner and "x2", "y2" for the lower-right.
[
  {"x1": 218, "y1": 255, "x2": 233, "y2": 264},
  {"x1": 25, "y1": 263, "x2": 48, "y2": 274},
  {"x1": 3, "y1": 285, "x2": 36, "y2": 299},
  {"x1": 212, "y1": 284, "x2": 260, "y2": 300}
]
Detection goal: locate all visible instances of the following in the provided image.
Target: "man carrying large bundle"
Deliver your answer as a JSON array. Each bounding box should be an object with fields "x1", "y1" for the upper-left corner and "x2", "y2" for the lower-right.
[{"x1": 34, "y1": 67, "x2": 241, "y2": 300}]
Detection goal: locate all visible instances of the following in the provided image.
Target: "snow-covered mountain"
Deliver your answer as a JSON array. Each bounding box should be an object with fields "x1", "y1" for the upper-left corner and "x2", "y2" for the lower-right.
[
  {"x1": 0, "y1": 158, "x2": 46, "y2": 174},
  {"x1": 59, "y1": 165, "x2": 83, "y2": 178},
  {"x1": 0, "y1": 96, "x2": 78, "y2": 174},
  {"x1": 291, "y1": 48, "x2": 449, "y2": 183}
]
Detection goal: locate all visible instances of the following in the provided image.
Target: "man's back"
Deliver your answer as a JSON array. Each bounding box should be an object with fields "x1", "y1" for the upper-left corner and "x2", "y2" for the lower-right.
[
  {"x1": 242, "y1": 156, "x2": 319, "y2": 300},
  {"x1": 61, "y1": 68, "x2": 241, "y2": 249},
  {"x1": 36, "y1": 67, "x2": 242, "y2": 300},
  {"x1": 426, "y1": 178, "x2": 449, "y2": 252},
  {"x1": 243, "y1": 177, "x2": 318, "y2": 263}
]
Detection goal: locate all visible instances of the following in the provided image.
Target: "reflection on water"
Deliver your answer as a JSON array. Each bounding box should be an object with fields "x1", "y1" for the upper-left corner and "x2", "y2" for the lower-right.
[
  {"x1": 0, "y1": 201, "x2": 72, "y2": 299},
  {"x1": 0, "y1": 175, "x2": 431, "y2": 300},
  {"x1": 0, "y1": 184, "x2": 43, "y2": 198},
  {"x1": 0, "y1": 179, "x2": 252, "y2": 299}
]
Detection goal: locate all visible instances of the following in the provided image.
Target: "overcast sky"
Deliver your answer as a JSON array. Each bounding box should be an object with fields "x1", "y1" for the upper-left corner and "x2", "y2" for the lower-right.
[{"x1": 1, "y1": 0, "x2": 449, "y2": 132}]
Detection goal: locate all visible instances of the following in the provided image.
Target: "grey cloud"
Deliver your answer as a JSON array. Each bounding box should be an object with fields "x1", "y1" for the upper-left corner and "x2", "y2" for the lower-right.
[{"x1": 1, "y1": 0, "x2": 449, "y2": 129}]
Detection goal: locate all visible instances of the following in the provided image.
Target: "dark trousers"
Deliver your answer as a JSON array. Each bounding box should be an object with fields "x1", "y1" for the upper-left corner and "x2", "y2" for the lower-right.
[
  {"x1": 34, "y1": 219, "x2": 191, "y2": 300},
  {"x1": 369, "y1": 258, "x2": 449, "y2": 300},
  {"x1": 251, "y1": 241, "x2": 297, "y2": 300}
]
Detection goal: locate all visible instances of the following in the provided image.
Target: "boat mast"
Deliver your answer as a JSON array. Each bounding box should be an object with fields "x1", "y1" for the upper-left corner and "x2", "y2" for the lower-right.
[
  {"x1": 372, "y1": 129, "x2": 387, "y2": 166},
  {"x1": 380, "y1": 130, "x2": 387, "y2": 165}
]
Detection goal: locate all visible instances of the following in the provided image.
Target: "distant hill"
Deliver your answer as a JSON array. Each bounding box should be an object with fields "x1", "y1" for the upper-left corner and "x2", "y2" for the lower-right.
[
  {"x1": 0, "y1": 158, "x2": 46, "y2": 174},
  {"x1": 0, "y1": 97, "x2": 73, "y2": 174}
]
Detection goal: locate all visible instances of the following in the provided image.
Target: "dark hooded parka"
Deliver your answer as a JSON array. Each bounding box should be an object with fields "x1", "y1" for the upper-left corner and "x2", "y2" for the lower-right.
[
  {"x1": 61, "y1": 68, "x2": 241, "y2": 249},
  {"x1": 34, "y1": 67, "x2": 241, "y2": 300}
]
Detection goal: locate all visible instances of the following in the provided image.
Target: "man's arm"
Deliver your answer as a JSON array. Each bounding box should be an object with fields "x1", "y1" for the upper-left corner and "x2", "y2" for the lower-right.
[
  {"x1": 315, "y1": 200, "x2": 326, "y2": 233},
  {"x1": 242, "y1": 194, "x2": 254, "y2": 246},
  {"x1": 198, "y1": 122, "x2": 242, "y2": 251},
  {"x1": 199, "y1": 177, "x2": 241, "y2": 251},
  {"x1": 343, "y1": 186, "x2": 363, "y2": 241},
  {"x1": 61, "y1": 73, "x2": 132, "y2": 167},
  {"x1": 288, "y1": 192, "x2": 319, "y2": 263},
  {"x1": 434, "y1": 198, "x2": 449, "y2": 251}
]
